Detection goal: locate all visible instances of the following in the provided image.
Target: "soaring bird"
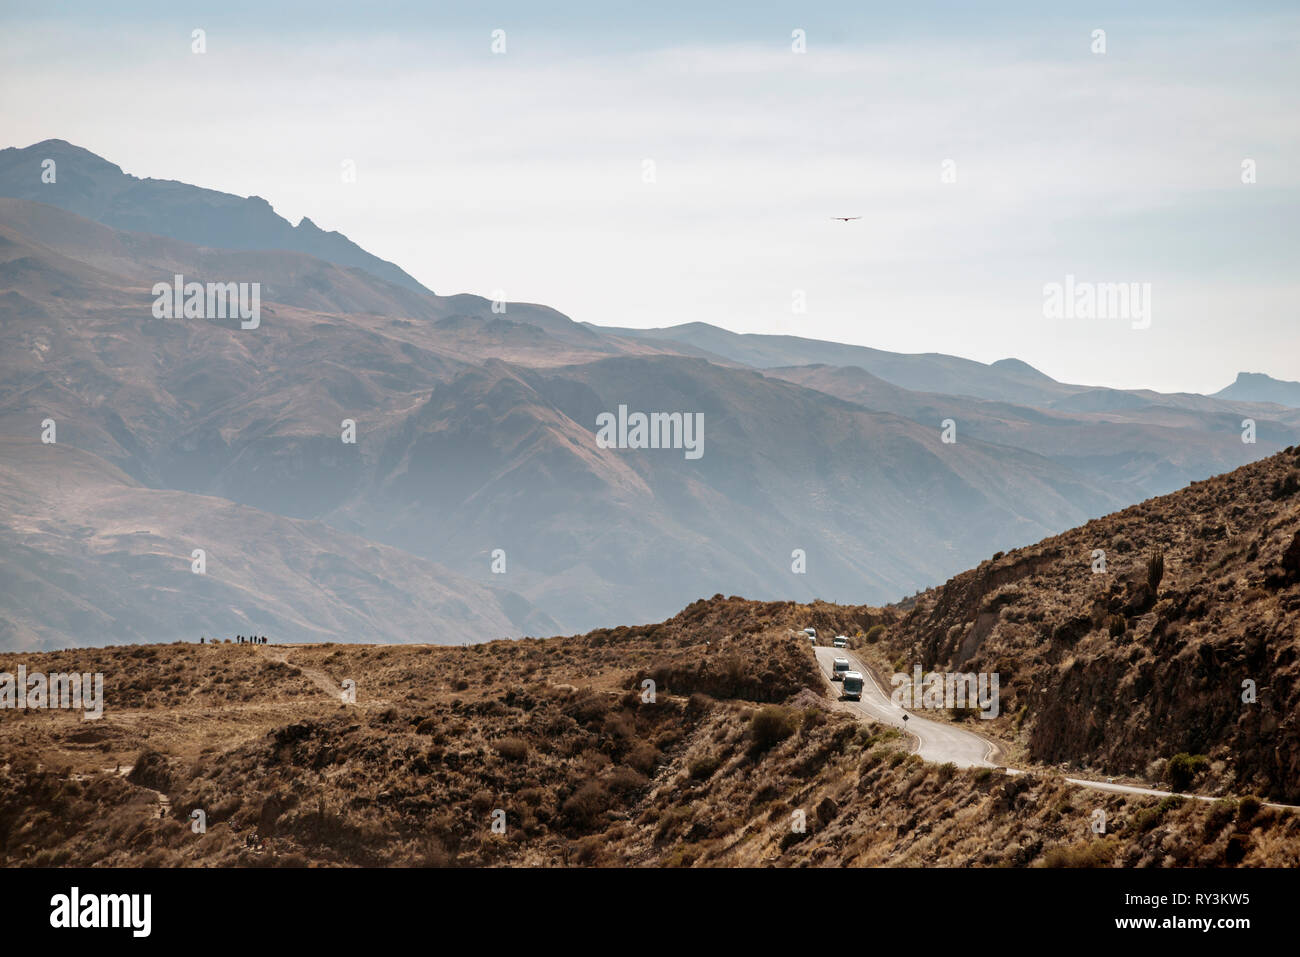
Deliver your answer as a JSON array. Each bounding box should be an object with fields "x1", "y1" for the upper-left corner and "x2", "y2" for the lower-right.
[{"x1": 831, "y1": 216, "x2": 862, "y2": 221}]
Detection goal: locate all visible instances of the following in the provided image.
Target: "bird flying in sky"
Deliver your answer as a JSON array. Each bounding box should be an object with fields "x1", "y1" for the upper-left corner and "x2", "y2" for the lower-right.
[{"x1": 831, "y1": 216, "x2": 862, "y2": 221}]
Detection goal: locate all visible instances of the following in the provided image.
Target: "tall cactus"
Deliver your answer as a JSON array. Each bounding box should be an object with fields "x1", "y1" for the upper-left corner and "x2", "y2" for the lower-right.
[{"x1": 1147, "y1": 549, "x2": 1165, "y2": 595}]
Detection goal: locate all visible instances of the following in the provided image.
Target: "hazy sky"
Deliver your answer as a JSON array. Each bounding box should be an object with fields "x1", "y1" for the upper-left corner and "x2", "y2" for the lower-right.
[{"x1": 2, "y1": 1, "x2": 1297, "y2": 393}]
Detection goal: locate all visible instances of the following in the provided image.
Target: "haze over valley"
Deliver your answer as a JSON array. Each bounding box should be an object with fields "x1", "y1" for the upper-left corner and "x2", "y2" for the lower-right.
[{"x1": 2, "y1": 139, "x2": 1299, "y2": 648}]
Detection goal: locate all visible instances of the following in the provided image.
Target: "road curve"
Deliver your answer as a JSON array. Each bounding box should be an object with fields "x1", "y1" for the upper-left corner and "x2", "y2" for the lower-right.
[
  {"x1": 814, "y1": 646, "x2": 996, "y2": 768},
  {"x1": 811, "y1": 643, "x2": 1299, "y2": 811}
]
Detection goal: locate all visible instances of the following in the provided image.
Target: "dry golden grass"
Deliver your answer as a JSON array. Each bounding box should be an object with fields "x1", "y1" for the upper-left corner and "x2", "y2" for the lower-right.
[{"x1": 3, "y1": 590, "x2": 1298, "y2": 866}]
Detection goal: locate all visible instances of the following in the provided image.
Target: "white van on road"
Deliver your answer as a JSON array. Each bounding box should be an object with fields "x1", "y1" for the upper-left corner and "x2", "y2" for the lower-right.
[
  {"x1": 831, "y1": 657, "x2": 851, "y2": 681},
  {"x1": 832, "y1": 636, "x2": 849, "y2": 648}
]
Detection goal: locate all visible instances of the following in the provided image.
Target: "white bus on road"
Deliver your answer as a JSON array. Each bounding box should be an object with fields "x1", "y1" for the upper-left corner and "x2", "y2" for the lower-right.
[{"x1": 841, "y1": 671, "x2": 864, "y2": 701}]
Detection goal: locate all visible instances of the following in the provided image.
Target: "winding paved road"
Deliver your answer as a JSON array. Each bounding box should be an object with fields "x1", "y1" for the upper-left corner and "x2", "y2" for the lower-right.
[
  {"x1": 813, "y1": 644, "x2": 1298, "y2": 811},
  {"x1": 815, "y1": 645, "x2": 997, "y2": 768}
]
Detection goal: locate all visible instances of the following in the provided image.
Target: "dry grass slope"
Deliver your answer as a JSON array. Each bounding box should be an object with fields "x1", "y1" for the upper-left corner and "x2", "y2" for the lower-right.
[{"x1": 3, "y1": 575, "x2": 1297, "y2": 865}]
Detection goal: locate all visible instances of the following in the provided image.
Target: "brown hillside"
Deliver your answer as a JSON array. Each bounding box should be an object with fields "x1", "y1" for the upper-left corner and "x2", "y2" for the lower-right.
[
  {"x1": 879, "y1": 446, "x2": 1300, "y2": 802},
  {"x1": 3, "y1": 592, "x2": 1297, "y2": 866}
]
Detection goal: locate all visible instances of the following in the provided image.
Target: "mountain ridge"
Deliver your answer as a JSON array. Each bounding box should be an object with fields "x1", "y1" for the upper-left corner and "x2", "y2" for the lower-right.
[
  {"x1": 2, "y1": 140, "x2": 1297, "y2": 648},
  {"x1": 1215, "y1": 371, "x2": 1300, "y2": 409},
  {"x1": 0, "y1": 139, "x2": 433, "y2": 296}
]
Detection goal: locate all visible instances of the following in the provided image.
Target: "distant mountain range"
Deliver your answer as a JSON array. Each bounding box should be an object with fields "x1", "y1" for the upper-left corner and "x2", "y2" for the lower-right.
[
  {"x1": 1, "y1": 140, "x2": 1297, "y2": 649},
  {"x1": 0, "y1": 437, "x2": 536, "y2": 649},
  {"x1": 594, "y1": 321, "x2": 1076, "y2": 405},
  {"x1": 1214, "y1": 371, "x2": 1300, "y2": 408},
  {"x1": 0, "y1": 139, "x2": 430, "y2": 295}
]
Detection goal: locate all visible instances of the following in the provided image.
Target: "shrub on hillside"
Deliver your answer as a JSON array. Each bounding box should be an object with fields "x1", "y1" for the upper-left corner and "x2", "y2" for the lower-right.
[
  {"x1": 1269, "y1": 471, "x2": 1299, "y2": 500},
  {"x1": 1166, "y1": 753, "x2": 1209, "y2": 792},
  {"x1": 127, "y1": 750, "x2": 175, "y2": 794},
  {"x1": 1204, "y1": 798, "x2": 1237, "y2": 839},
  {"x1": 494, "y1": 737, "x2": 530, "y2": 762},
  {"x1": 750, "y1": 706, "x2": 796, "y2": 752},
  {"x1": 1237, "y1": 795, "x2": 1262, "y2": 824},
  {"x1": 689, "y1": 754, "x2": 721, "y2": 780},
  {"x1": 561, "y1": 780, "x2": 610, "y2": 829},
  {"x1": 1041, "y1": 838, "x2": 1117, "y2": 868}
]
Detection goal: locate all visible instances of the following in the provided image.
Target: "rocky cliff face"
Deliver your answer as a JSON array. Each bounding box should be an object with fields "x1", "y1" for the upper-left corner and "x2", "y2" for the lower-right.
[{"x1": 885, "y1": 446, "x2": 1300, "y2": 802}]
